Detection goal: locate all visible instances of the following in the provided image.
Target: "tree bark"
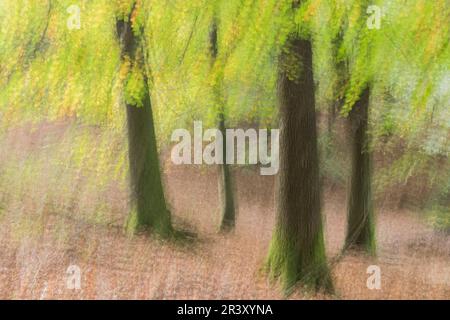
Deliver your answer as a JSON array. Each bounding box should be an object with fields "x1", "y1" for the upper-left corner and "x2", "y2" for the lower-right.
[
  {"x1": 116, "y1": 9, "x2": 171, "y2": 236},
  {"x1": 209, "y1": 18, "x2": 236, "y2": 232},
  {"x1": 218, "y1": 113, "x2": 236, "y2": 232},
  {"x1": 345, "y1": 86, "x2": 375, "y2": 254},
  {"x1": 266, "y1": 35, "x2": 332, "y2": 293}
]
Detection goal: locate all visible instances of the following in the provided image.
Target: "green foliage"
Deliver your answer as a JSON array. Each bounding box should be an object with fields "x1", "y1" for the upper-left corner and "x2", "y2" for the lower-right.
[
  {"x1": 124, "y1": 65, "x2": 146, "y2": 107},
  {"x1": 427, "y1": 205, "x2": 450, "y2": 233}
]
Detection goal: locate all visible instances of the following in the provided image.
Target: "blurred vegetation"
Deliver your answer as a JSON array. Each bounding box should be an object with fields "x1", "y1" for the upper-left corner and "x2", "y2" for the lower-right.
[{"x1": 0, "y1": 0, "x2": 448, "y2": 231}]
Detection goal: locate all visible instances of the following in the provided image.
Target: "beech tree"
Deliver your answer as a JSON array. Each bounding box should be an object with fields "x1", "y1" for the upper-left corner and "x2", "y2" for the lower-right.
[
  {"x1": 115, "y1": 2, "x2": 172, "y2": 236},
  {"x1": 266, "y1": 0, "x2": 333, "y2": 293},
  {"x1": 209, "y1": 14, "x2": 236, "y2": 232},
  {"x1": 337, "y1": 1, "x2": 376, "y2": 254},
  {"x1": 345, "y1": 85, "x2": 375, "y2": 254}
]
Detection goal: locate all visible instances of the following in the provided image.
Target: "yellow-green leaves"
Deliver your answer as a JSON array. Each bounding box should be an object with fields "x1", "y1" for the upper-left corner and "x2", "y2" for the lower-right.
[{"x1": 124, "y1": 64, "x2": 146, "y2": 108}]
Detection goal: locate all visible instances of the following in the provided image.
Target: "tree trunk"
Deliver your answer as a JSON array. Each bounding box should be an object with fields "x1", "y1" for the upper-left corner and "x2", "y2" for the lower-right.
[
  {"x1": 116, "y1": 9, "x2": 171, "y2": 236},
  {"x1": 209, "y1": 18, "x2": 236, "y2": 232},
  {"x1": 345, "y1": 86, "x2": 375, "y2": 255},
  {"x1": 218, "y1": 113, "x2": 236, "y2": 232},
  {"x1": 266, "y1": 35, "x2": 332, "y2": 293}
]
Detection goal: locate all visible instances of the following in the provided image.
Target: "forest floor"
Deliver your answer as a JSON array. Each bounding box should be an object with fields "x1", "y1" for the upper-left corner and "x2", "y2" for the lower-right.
[{"x1": 0, "y1": 123, "x2": 448, "y2": 299}]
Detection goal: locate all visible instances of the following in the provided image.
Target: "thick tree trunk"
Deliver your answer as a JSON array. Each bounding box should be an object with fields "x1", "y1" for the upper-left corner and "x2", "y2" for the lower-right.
[
  {"x1": 209, "y1": 19, "x2": 236, "y2": 232},
  {"x1": 266, "y1": 36, "x2": 332, "y2": 293},
  {"x1": 125, "y1": 87, "x2": 171, "y2": 236},
  {"x1": 345, "y1": 86, "x2": 375, "y2": 254},
  {"x1": 116, "y1": 10, "x2": 171, "y2": 236}
]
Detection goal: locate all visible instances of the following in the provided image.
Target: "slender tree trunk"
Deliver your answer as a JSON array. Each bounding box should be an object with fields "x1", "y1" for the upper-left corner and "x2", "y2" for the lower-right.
[
  {"x1": 266, "y1": 35, "x2": 332, "y2": 293},
  {"x1": 209, "y1": 18, "x2": 236, "y2": 232},
  {"x1": 345, "y1": 86, "x2": 375, "y2": 254},
  {"x1": 218, "y1": 113, "x2": 236, "y2": 231},
  {"x1": 116, "y1": 9, "x2": 171, "y2": 236}
]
